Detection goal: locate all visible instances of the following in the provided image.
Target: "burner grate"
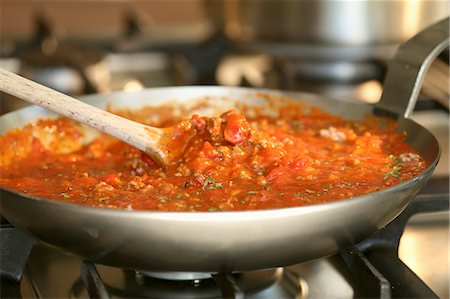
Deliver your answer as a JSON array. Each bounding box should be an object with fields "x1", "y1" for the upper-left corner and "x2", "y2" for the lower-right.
[{"x1": 351, "y1": 193, "x2": 448, "y2": 299}]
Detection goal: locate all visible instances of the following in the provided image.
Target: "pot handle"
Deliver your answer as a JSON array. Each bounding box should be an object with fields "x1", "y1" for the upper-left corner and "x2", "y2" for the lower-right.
[{"x1": 376, "y1": 17, "x2": 449, "y2": 119}]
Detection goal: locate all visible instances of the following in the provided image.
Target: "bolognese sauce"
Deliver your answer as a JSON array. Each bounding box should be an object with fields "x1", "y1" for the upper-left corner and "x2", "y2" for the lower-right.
[{"x1": 0, "y1": 96, "x2": 427, "y2": 212}]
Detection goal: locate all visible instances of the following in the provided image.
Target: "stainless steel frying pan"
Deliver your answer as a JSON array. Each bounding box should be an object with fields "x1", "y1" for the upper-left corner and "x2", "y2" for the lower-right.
[{"x1": 0, "y1": 18, "x2": 448, "y2": 273}]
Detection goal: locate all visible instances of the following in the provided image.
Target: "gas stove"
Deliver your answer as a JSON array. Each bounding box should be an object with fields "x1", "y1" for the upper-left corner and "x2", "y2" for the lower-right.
[{"x1": 1, "y1": 4, "x2": 449, "y2": 298}]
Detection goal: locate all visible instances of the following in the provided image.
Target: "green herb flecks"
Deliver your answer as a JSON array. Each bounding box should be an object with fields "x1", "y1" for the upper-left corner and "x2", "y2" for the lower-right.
[
  {"x1": 176, "y1": 193, "x2": 184, "y2": 199},
  {"x1": 202, "y1": 173, "x2": 224, "y2": 191},
  {"x1": 305, "y1": 189, "x2": 314, "y2": 194},
  {"x1": 208, "y1": 207, "x2": 218, "y2": 212},
  {"x1": 247, "y1": 191, "x2": 258, "y2": 195},
  {"x1": 98, "y1": 197, "x2": 109, "y2": 202},
  {"x1": 383, "y1": 165, "x2": 402, "y2": 180}
]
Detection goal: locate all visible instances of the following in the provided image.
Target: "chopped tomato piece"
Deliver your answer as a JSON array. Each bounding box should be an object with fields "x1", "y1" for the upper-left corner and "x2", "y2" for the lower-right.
[{"x1": 223, "y1": 112, "x2": 250, "y2": 145}]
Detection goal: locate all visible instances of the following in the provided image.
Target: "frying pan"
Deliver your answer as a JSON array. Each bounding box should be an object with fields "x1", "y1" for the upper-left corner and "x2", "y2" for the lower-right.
[{"x1": 0, "y1": 18, "x2": 448, "y2": 273}]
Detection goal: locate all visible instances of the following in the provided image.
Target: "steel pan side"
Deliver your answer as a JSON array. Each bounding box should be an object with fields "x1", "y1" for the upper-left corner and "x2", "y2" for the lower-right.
[
  {"x1": 210, "y1": 1, "x2": 449, "y2": 47},
  {"x1": 0, "y1": 166, "x2": 433, "y2": 272},
  {"x1": 0, "y1": 87, "x2": 439, "y2": 272}
]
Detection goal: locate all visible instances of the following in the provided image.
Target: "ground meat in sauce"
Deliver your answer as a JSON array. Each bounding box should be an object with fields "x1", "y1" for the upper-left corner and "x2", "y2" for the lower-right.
[{"x1": 0, "y1": 99, "x2": 428, "y2": 212}]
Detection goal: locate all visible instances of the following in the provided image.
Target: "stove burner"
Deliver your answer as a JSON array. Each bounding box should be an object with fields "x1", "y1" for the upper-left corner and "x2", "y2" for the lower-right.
[
  {"x1": 141, "y1": 271, "x2": 214, "y2": 281},
  {"x1": 71, "y1": 264, "x2": 283, "y2": 299}
]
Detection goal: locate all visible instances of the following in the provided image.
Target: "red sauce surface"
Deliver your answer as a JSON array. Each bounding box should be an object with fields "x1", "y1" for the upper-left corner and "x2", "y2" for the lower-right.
[{"x1": 0, "y1": 98, "x2": 427, "y2": 212}]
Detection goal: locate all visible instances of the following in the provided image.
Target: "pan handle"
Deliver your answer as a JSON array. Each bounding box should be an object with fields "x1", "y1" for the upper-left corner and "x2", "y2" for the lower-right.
[{"x1": 376, "y1": 17, "x2": 449, "y2": 119}]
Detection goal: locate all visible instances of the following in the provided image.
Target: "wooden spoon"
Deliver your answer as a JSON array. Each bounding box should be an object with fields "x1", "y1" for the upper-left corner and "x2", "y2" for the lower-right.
[{"x1": 0, "y1": 68, "x2": 191, "y2": 166}]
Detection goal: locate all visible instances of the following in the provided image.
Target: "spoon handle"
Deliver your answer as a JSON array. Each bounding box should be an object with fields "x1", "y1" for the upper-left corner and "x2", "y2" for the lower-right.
[{"x1": 0, "y1": 68, "x2": 163, "y2": 155}]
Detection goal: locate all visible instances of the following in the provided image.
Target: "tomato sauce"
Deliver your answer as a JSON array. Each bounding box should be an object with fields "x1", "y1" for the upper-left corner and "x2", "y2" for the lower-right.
[{"x1": 0, "y1": 98, "x2": 428, "y2": 212}]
